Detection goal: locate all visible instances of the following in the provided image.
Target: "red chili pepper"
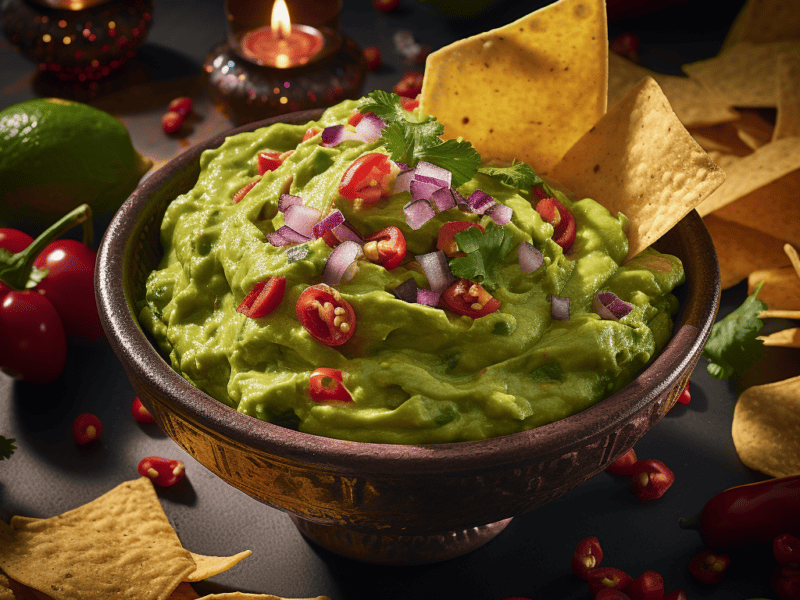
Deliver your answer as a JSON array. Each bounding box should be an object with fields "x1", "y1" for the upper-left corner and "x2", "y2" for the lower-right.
[
  {"x1": 437, "y1": 221, "x2": 485, "y2": 258},
  {"x1": 626, "y1": 570, "x2": 664, "y2": 600},
  {"x1": 688, "y1": 549, "x2": 730, "y2": 584},
  {"x1": 138, "y1": 456, "x2": 185, "y2": 487},
  {"x1": 773, "y1": 565, "x2": 800, "y2": 600},
  {"x1": 441, "y1": 278, "x2": 501, "y2": 319},
  {"x1": 571, "y1": 536, "x2": 603, "y2": 580},
  {"x1": 605, "y1": 448, "x2": 638, "y2": 475},
  {"x1": 309, "y1": 368, "x2": 352, "y2": 403},
  {"x1": 339, "y1": 152, "x2": 395, "y2": 204},
  {"x1": 232, "y1": 178, "x2": 261, "y2": 204},
  {"x1": 296, "y1": 284, "x2": 356, "y2": 346},
  {"x1": 364, "y1": 226, "x2": 407, "y2": 271},
  {"x1": 535, "y1": 196, "x2": 576, "y2": 251},
  {"x1": 363, "y1": 46, "x2": 381, "y2": 71},
  {"x1": 595, "y1": 590, "x2": 632, "y2": 600},
  {"x1": 72, "y1": 413, "x2": 102, "y2": 445},
  {"x1": 237, "y1": 276, "x2": 286, "y2": 319},
  {"x1": 680, "y1": 475, "x2": 800, "y2": 549},
  {"x1": 629, "y1": 459, "x2": 674, "y2": 501},
  {"x1": 168, "y1": 96, "x2": 193, "y2": 118},
  {"x1": 587, "y1": 567, "x2": 633, "y2": 595},
  {"x1": 132, "y1": 397, "x2": 155, "y2": 424},
  {"x1": 662, "y1": 590, "x2": 687, "y2": 600},
  {"x1": 161, "y1": 111, "x2": 184, "y2": 135},
  {"x1": 776, "y1": 534, "x2": 800, "y2": 568}
]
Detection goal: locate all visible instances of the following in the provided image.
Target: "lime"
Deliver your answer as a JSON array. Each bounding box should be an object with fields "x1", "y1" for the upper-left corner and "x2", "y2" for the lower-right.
[{"x1": 0, "y1": 98, "x2": 152, "y2": 228}]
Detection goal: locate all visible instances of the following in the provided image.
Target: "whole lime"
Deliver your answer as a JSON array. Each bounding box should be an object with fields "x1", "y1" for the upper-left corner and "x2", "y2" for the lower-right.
[{"x1": 0, "y1": 98, "x2": 152, "y2": 227}]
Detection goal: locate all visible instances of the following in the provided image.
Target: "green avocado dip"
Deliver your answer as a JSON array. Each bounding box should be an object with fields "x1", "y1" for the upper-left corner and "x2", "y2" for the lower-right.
[{"x1": 137, "y1": 92, "x2": 684, "y2": 445}]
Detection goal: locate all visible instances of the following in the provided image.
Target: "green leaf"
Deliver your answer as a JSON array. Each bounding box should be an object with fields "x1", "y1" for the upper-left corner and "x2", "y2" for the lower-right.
[
  {"x1": 478, "y1": 162, "x2": 542, "y2": 190},
  {"x1": 702, "y1": 282, "x2": 767, "y2": 380},
  {"x1": 358, "y1": 90, "x2": 408, "y2": 122},
  {"x1": 415, "y1": 139, "x2": 481, "y2": 188},
  {"x1": 0, "y1": 436, "x2": 16, "y2": 460},
  {"x1": 449, "y1": 223, "x2": 516, "y2": 290}
]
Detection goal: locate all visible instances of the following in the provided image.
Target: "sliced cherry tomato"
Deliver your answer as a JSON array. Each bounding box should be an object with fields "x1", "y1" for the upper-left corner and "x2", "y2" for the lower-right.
[
  {"x1": 364, "y1": 226, "x2": 406, "y2": 270},
  {"x1": 688, "y1": 549, "x2": 730, "y2": 585},
  {"x1": 161, "y1": 111, "x2": 184, "y2": 135},
  {"x1": 296, "y1": 284, "x2": 356, "y2": 346},
  {"x1": 441, "y1": 278, "x2": 501, "y2": 319},
  {"x1": 339, "y1": 152, "x2": 395, "y2": 205},
  {"x1": 309, "y1": 367, "x2": 352, "y2": 402},
  {"x1": 237, "y1": 276, "x2": 286, "y2": 319},
  {"x1": 232, "y1": 178, "x2": 261, "y2": 204},
  {"x1": 33, "y1": 239, "x2": 106, "y2": 345},
  {"x1": 535, "y1": 196, "x2": 576, "y2": 251},
  {"x1": 676, "y1": 381, "x2": 691, "y2": 405},
  {"x1": 72, "y1": 413, "x2": 102, "y2": 445},
  {"x1": 132, "y1": 396, "x2": 156, "y2": 424},
  {"x1": 348, "y1": 110, "x2": 365, "y2": 127},
  {"x1": 772, "y1": 564, "x2": 800, "y2": 600},
  {"x1": 437, "y1": 221, "x2": 485, "y2": 257},
  {"x1": 258, "y1": 149, "x2": 293, "y2": 174},
  {"x1": 571, "y1": 536, "x2": 603, "y2": 580},
  {"x1": 605, "y1": 448, "x2": 638, "y2": 475},
  {"x1": 138, "y1": 456, "x2": 185, "y2": 487}
]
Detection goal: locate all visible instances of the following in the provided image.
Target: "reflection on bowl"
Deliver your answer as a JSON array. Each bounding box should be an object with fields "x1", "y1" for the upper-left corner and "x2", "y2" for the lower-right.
[{"x1": 96, "y1": 109, "x2": 720, "y2": 565}]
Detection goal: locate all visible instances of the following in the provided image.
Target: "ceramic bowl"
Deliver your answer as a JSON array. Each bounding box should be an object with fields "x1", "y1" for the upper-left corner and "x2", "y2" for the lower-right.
[{"x1": 96, "y1": 109, "x2": 720, "y2": 565}]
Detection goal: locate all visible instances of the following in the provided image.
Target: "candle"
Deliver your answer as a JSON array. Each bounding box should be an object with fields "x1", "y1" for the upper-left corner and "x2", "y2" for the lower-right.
[{"x1": 239, "y1": 0, "x2": 325, "y2": 68}]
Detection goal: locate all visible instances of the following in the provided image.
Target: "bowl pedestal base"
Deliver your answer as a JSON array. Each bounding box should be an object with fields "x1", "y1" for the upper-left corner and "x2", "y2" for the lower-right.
[{"x1": 289, "y1": 514, "x2": 513, "y2": 565}]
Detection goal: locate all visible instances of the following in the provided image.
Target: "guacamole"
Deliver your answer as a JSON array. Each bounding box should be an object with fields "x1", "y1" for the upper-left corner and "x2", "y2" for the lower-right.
[{"x1": 138, "y1": 96, "x2": 684, "y2": 445}]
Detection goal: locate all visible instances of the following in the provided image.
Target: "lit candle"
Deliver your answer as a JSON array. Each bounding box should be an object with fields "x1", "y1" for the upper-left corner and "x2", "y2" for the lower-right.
[{"x1": 240, "y1": 0, "x2": 325, "y2": 68}]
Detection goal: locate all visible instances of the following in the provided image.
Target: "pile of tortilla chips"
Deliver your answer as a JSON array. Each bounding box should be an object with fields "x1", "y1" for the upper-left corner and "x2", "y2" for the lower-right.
[{"x1": 0, "y1": 478, "x2": 329, "y2": 600}]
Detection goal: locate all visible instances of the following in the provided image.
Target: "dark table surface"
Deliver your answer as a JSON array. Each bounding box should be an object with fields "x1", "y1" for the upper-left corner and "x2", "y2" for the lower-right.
[{"x1": 2, "y1": 1, "x2": 800, "y2": 598}]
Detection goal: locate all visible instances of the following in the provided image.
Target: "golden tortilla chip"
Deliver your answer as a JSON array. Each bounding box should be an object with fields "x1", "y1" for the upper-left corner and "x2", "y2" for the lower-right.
[
  {"x1": 608, "y1": 53, "x2": 738, "y2": 128},
  {"x1": 732, "y1": 375, "x2": 800, "y2": 478},
  {"x1": 419, "y1": 0, "x2": 607, "y2": 173},
  {"x1": 723, "y1": 0, "x2": 800, "y2": 48},
  {"x1": 0, "y1": 478, "x2": 195, "y2": 600},
  {"x1": 759, "y1": 328, "x2": 800, "y2": 347},
  {"x1": 703, "y1": 214, "x2": 792, "y2": 289},
  {"x1": 195, "y1": 595, "x2": 330, "y2": 600},
  {"x1": 689, "y1": 123, "x2": 755, "y2": 157},
  {"x1": 731, "y1": 108, "x2": 775, "y2": 151},
  {"x1": 548, "y1": 76, "x2": 725, "y2": 261},
  {"x1": 749, "y1": 266, "x2": 800, "y2": 310},
  {"x1": 761, "y1": 309, "x2": 800, "y2": 319},
  {"x1": 774, "y1": 52, "x2": 800, "y2": 141},
  {"x1": 169, "y1": 583, "x2": 200, "y2": 600},
  {"x1": 186, "y1": 551, "x2": 253, "y2": 582}
]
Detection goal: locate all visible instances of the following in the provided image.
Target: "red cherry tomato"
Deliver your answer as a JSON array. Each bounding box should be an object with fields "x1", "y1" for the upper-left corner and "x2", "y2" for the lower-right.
[
  {"x1": 138, "y1": 456, "x2": 185, "y2": 487},
  {"x1": 688, "y1": 549, "x2": 730, "y2": 585},
  {"x1": 629, "y1": 459, "x2": 675, "y2": 501},
  {"x1": 571, "y1": 536, "x2": 603, "y2": 580},
  {"x1": 33, "y1": 239, "x2": 106, "y2": 345},
  {"x1": 302, "y1": 126, "x2": 322, "y2": 142},
  {"x1": 296, "y1": 284, "x2": 356, "y2": 346},
  {"x1": 437, "y1": 221, "x2": 485, "y2": 257},
  {"x1": 0, "y1": 290, "x2": 67, "y2": 384},
  {"x1": 364, "y1": 226, "x2": 406, "y2": 270},
  {"x1": 535, "y1": 196, "x2": 576, "y2": 251},
  {"x1": 441, "y1": 279, "x2": 501, "y2": 319},
  {"x1": 237, "y1": 276, "x2": 286, "y2": 319},
  {"x1": 168, "y1": 96, "x2": 193, "y2": 118},
  {"x1": 309, "y1": 367, "x2": 352, "y2": 402},
  {"x1": 400, "y1": 96, "x2": 420, "y2": 111},
  {"x1": 132, "y1": 397, "x2": 156, "y2": 424},
  {"x1": 161, "y1": 111, "x2": 184, "y2": 135},
  {"x1": 363, "y1": 46, "x2": 381, "y2": 71},
  {"x1": 72, "y1": 413, "x2": 102, "y2": 445},
  {"x1": 339, "y1": 153, "x2": 395, "y2": 205}
]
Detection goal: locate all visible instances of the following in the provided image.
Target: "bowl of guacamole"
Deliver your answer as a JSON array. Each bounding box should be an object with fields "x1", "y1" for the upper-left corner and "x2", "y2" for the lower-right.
[{"x1": 96, "y1": 100, "x2": 719, "y2": 564}]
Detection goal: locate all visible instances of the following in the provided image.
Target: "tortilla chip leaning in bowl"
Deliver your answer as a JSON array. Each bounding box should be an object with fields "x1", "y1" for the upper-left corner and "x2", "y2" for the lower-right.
[
  {"x1": 774, "y1": 52, "x2": 800, "y2": 141},
  {"x1": 748, "y1": 243, "x2": 800, "y2": 310}
]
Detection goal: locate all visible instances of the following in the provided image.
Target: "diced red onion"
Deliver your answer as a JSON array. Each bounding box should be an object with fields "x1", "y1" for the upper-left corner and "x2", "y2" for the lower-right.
[
  {"x1": 486, "y1": 202, "x2": 513, "y2": 225},
  {"x1": 416, "y1": 288, "x2": 441, "y2": 307},
  {"x1": 550, "y1": 295, "x2": 571, "y2": 321},
  {"x1": 453, "y1": 188, "x2": 470, "y2": 211},
  {"x1": 466, "y1": 190, "x2": 496, "y2": 214},
  {"x1": 410, "y1": 179, "x2": 442, "y2": 202},
  {"x1": 417, "y1": 250, "x2": 457, "y2": 293},
  {"x1": 431, "y1": 187, "x2": 457, "y2": 212},
  {"x1": 395, "y1": 167, "x2": 415, "y2": 194},
  {"x1": 322, "y1": 241, "x2": 362, "y2": 286},
  {"x1": 415, "y1": 161, "x2": 452, "y2": 188},
  {"x1": 331, "y1": 221, "x2": 365, "y2": 245},
  {"x1": 267, "y1": 225, "x2": 312, "y2": 247},
  {"x1": 266, "y1": 230, "x2": 288, "y2": 247},
  {"x1": 593, "y1": 292, "x2": 633, "y2": 321},
  {"x1": 354, "y1": 113, "x2": 385, "y2": 143},
  {"x1": 313, "y1": 209, "x2": 344, "y2": 239},
  {"x1": 393, "y1": 278, "x2": 419, "y2": 303},
  {"x1": 518, "y1": 242, "x2": 543, "y2": 274},
  {"x1": 403, "y1": 199, "x2": 436, "y2": 230},
  {"x1": 278, "y1": 194, "x2": 303, "y2": 212},
  {"x1": 320, "y1": 124, "x2": 359, "y2": 147},
  {"x1": 284, "y1": 204, "x2": 321, "y2": 239}
]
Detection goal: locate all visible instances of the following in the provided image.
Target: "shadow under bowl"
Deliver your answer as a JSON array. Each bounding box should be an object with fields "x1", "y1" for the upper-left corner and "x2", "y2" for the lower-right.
[{"x1": 96, "y1": 109, "x2": 720, "y2": 565}]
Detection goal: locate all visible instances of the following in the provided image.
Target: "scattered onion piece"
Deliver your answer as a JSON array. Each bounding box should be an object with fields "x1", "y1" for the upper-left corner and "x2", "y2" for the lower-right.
[
  {"x1": 403, "y1": 198, "x2": 436, "y2": 230},
  {"x1": 284, "y1": 204, "x2": 321, "y2": 238},
  {"x1": 416, "y1": 288, "x2": 441, "y2": 307},
  {"x1": 278, "y1": 193, "x2": 303, "y2": 212},
  {"x1": 395, "y1": 168, "x2": 415, "y2": 194},
  {"x1": 331, "y1": 221, "x2": 364, "y2": 245},
  {"x1": 550, "y1": 295, "x2": 571, "y2": 321},
  {"x1": 321, "y1": 114, "x2": 386, "y2": 147},
  {"x1": 415, "y1": 161, "x2": 452, "y2": 188},
  {"x1": 417, "y1": 250, "x2": 457, "y2": 293},
  {"x1": 313, "y1": 209, "x2": 345, "y2": 239},
  {"x1": 322, "y1": 241, "x2": 363, "y2": 286},
  {"x1": 267, "y1": 225, "x2": 311, "y2": 247},
  {"x1": 431, "y1": 187, "x2": 457, "y2": 212},
  {"x1": 354, "y1": 113, "x2": 385, "y2": 143},
  {"x1": 485, "y1": 202, "x2": 513, "y2": 225},
  {"x1": 410, "y1": 178, "x2": 442, "y2": 202},
  {"x1": 393, "y1": 278, "x2": 419, "y2": 303},
  {"x1": 593, "y1": 291, "x2": 633, "y2": 321},
  {"x1": 518, "y1": 242, "x2": 543, "y2": 274}
]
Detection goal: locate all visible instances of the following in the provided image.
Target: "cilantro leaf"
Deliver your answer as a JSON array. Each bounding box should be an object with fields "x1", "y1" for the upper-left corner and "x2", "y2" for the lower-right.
[
  {"x1": 702, "y1": 282, "x2": 767, "y2": 380},
  {"x1": 449, "y1": 223, "x2": 516, "y2": 290},
  {"x1": 478, "y1": 162, "x2": 543, "y2": 190},
  {"x1": 415, "y1": 139, "x2": 481, "y2": 188},
  {"x1": 0, "y1": 436, "x2": 16, "y2": 460},
  {"x1": 358, "y1": 90, "x2": 409, "y2": 122}
]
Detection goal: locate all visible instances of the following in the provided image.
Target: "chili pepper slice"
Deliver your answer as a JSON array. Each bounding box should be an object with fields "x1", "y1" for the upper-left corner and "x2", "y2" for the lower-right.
[
  {"x1": 626, "y1": 570, "x2": 665, "y2": 600},
  {"x1": 437, "y1": 221, "x2": 485, "y2": 258},
  {"x1": 629, "y1": 459, "x2": 674, "y2": 501},
  {"x1": 138, "y1": 456, "x2": 185, "y2": 487},
  {"x1": 587, "y1": 567, "x2": 633, "y2": 595},
  {"x1": 688, "y1": 549, "x2": 730, "y2": 584},
  {"x1": 772, "y1": 565, "x2": 800, "y2": 600},
  {"x1": 535, "y1": 196, "x2": 576, "y2": 251},
  {"x1": 309, "y1": 368, "x2": 352, "y2": 403},
  {"x1": 605, "y1": 448, "x2": 638, "y2": 475},
  {"x1": 296, "y1": 284, "x2": 356, "y2": 346},
  {"x1": 595, "y1": 590, "x2": 632, "y2": 600},
  {"x1": 676, "y1": 382, "x2": 691, "y2": 405},
  {"x1": 441, "y1": 278, "x2": 501, "y2": 319},
  {"x1": 132, "y1": 397, "x2": 155, "y2": 424},
  {"x1": 776, "y1": 534, "x2": 800, "y2": 568},
  {"x1": 363, "y1": 226, "x2": 407, "y2": 271},
  {"x1": 663, "y1": 590, "x2": 688, "y2": 600},
  {"x1": 339, "y1": 152, "x2": 395, "y2": 205},
  {"x1": 237, "y1": 276, "x2": 286, "y2": 319},
  {"x1": 72, "y1": 413, "x2": 102, "y2": 445},
  {"x1": 571, "y1": 536, "x2": 603, "y2": 580},
  {"x1": 232, "y1": 178, "x2": 261, "y2": 204}
]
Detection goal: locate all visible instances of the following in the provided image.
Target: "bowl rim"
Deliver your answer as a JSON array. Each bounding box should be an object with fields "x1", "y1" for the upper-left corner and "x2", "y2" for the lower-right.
[{"x1": 96, "y1": 108, "x2": 721, "y2": 476}]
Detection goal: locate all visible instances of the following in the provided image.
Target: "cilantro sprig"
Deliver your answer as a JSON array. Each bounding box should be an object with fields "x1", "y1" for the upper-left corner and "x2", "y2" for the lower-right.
[
  {"x1": 477, "y1": 162, "x2": 543, "y2": 190},
  {"x1": 358, "y1": 91, "x2": 480, "y2": 187},
  {"x1": 702, "y1": 282, "x2": 767, "y2": 380},
  {"x1": 0, "y1": 436, "x2": 16, "y2": 460},
  {"x1": 449, "y1": 223, "x2": 515, "y2": 290}
]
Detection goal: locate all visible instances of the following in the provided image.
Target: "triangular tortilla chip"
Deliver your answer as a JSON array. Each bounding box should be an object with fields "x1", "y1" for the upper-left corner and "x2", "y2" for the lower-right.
[
  {"x1": 419, "y1": 0, "x2": 607, "y2": 173},
  {"x1": 186, "y1": 551, "x2": 253, "y2": 582},
  {"x1": 749, "y1": 266, "x2": 800, "y2": 310},
  {"x1": 548, "y1": 76, "x2": 725, "y2": 261},
  {"x1": 722, "y1": 0, "x2": 800, "y2": 48},
  {"x1": 731, "y1": 108, "x2": 774, "y2": 150},
  {"x1": 774, "y1": 52, "x2": 800, "y2": 141},
  {"x1": 759, "y1": 328, "x2": 800, "y2": 347}
]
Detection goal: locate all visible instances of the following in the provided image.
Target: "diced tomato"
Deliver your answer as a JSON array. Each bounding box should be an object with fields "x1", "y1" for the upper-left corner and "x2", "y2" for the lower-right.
[
  {"x1": 399, "y1": 95, "x2": 420, "y2": 111},
  {"x1": 364, "y1": 226, "x2": 406, "y2": 270},
  {"x1": 393, "y1": 71, "x2": 423, "y2": 98},
  {"x1": 232, "y1": 178, "x2": 261, "y2": 204},
  {"x1": 347, "y1": 110, "x2": 365, "y2": 127},
  {"x1": 339, "y1": 152, "x2": 396, "y2": 205},
  {"x1": 309, "y1": 367, "x2": 352, "y2": 402},
  {"x1": 535, "y1": 196, "x2": 576, "y2": 250},
  {"x1": 258, "y1": 149, "x2": 293, "y2": 175},
  {"x1": 237, "y1": 276, "x2": 286, "y2": 319},
  {"x1": 437, "y1": 221, "x2": 485, "y2": 257},
  {"x1": 441, "y1": 279, "x2": 501, "y2": 319},
  {"x1": 296, "y1": 284, "x2": 356, "y2": 346},
  {"x1": 302, "y1": 126, "x2": 322, "y2": 142}
]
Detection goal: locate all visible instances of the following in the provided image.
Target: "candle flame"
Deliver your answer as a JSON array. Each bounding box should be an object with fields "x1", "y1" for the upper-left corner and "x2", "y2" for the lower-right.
[{"x1": 270, "y1": 0, "x2": 292, "y2": 41}]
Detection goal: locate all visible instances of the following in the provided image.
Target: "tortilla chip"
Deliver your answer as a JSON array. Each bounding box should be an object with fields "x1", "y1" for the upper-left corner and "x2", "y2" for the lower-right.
[
  {"x1": 683, "y1": 42, "x2": 800, "y2": 108},
  {"x1": 703, "y1": 214, "x2": 792, "y2": 289},
  {"x1": 689, "y1": 123, "x2": 756, "y2": 157},
  {"x1": 749, "y1": 266, "x2": 800, "y2": 310},
  {"x1": 186, "y1": 551, "x2": 253, "y2": 582},
  {"x1": 722, "y1": 0, "x2": 800, "y2": 48},
  {"x1": 774, "y1": 52, "x2": 800, "y2": 141},
  {"x1": 0, "y1": 478, "x2": 195, "y2": 600},
  {"x1": 195, "y1": 595, "x2": 330, "y2": 600},
  {"x1": 608, "y1": 53, "x2": 738, "y2": 128},
  {"x1": 548, "y1": 76, "x2": 725, "y2": 261},
  {"x1": 696, "y1": 137, "x2": 800, "y2": 217},
  {"x1": 732, "y1": 375, "x2": 800, "y2": 478},
  {"x1": 759, "y1": 328, "x2": 800, "y2": 347},
  {"x1": 761, "y1": 309, "x2": 800, "y2": 319},
  {"x1": 169, "y1": 583, "x2": 200, "y2": 600},
  {"x1": 731, "y1": 108, "x2": 775, "y2": 151},
  {"x1": 419, "y1": 0, "x2": 607, "y2": 173}
]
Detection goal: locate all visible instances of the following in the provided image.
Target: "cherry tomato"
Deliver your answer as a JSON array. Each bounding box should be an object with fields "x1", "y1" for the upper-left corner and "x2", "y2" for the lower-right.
[
  {"x1": 535, "y1": 196, "x2": 576, "y2": 251},
  {"x1": 441, "y1": 279, "x2": 501, "y2": 319},
  {"x1": 309, "y1": 367, "x2": 352, "y2": 402},
  {"x1": 132, "y1": 396, "x2": 156, "y2": 424},
  {"x1": 138, "y1": 456, "x2": 185, "y2": 487},
  {"x1": 587, "y1": 567, "x2": 633, "y2": 596},
  {"x1": 0, "y1": 229, "x2": 34, "y2": 300},
  {"x1": 33, "y1": 239, "x2": 106, "y2": 345},
  {"x1": 72, "y1": 413, "x2": 102, "y2": 445},
  {"x1": 296, "y1": 284, "x2": 356, "y2": 346},
  {"x1": 0, "y1": 290, "x2": 67, "y2": 384},
  {"x1": 610, "y1": 32, "x2": 641, "y2": 62},
  {"x1": 232, "y1": 178, "x2": 261, "y2": 204},
  {"x1": 400, "y1": 96, "x2": 420, "y2": 111},
  {"x1": 363, "y1": 46, "x2": 381, "y2": 71},
  {"x1": 161, "y1": 111, "x2": 184, "y2": 135},
  {"x1": 339, "y1": 152, "x2": 395, "y2": 205},
  {"x1": 393, "y1": 71, "x2": 424, "y2": 98},
  {"x1": 237, "y1": 276, "x2": 286, "y2": 319},
  {"x1": 688, "y1": 549, "x2": 730, "y2": 585},
  {"x1": 626, "y1": 570, "x2": 664, "y2": 599},
  {"x1": 363, "y1": 226, "x2": 406, "y2": 270},
  {"x1": 168, "y1": 96, "x2": 193, "y2": 118},
  {"x1": 437, "y1": 221, "x2": 484, "y2": 257}
]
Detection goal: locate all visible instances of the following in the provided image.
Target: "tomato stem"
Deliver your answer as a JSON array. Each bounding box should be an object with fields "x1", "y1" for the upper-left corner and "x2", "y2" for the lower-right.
[{"x1": 0, "y1": 204, "x2": 93, "y2": 291}]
